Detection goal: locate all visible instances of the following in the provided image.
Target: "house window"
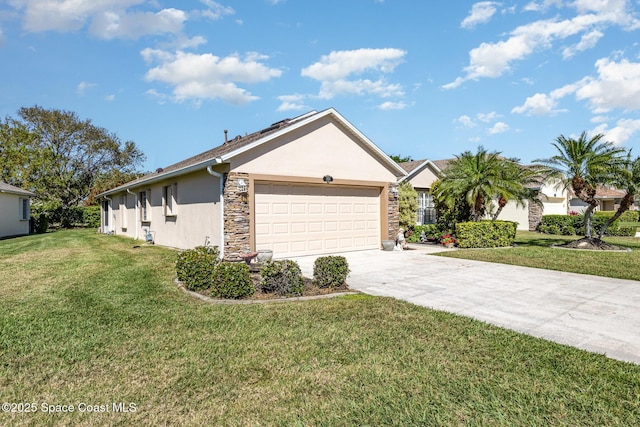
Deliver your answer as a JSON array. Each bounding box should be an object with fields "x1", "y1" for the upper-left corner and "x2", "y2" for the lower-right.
[
  {"x1": 417, "y1": 191, "x2": 436, "y2": 225},
  {"x1": 140, "y1": 191, "x2": 149, "y2": 222},
  {"x1": 164, "y1": 184, "x2": 177, "y2": 217},
  {"x1": 19, "y1": 198, "x2": 30, "y2": 221}
]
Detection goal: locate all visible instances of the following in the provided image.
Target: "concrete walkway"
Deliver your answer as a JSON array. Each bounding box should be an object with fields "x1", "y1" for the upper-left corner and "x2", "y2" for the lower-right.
[{"x1": 290, "y1": 244, "x2": 640, "y2": 365}]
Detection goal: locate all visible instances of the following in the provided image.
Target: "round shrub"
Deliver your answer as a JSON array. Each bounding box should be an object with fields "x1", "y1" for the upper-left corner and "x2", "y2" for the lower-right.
[
  {"x1": 260, "y1": 260, "x2": 304, "y2": 296},
  {"x1": 313, "y1": 256, "x2": 350, "y2": 289},
  {"x1": 175, "y1": 246, "x2": 220, "y2": 291},
  {"x1": 211, "y1": 262, "x2": 254, "y2": 299}
]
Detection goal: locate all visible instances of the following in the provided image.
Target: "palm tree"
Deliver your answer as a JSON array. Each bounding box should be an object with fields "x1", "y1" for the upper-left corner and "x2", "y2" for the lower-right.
[
  {"x1": 535, "y1": 132, "x2": 626, "y2": 239},
  {"x1": 434, "y1": 146, "x2": 536, "y2": 222},
  {"x1": 597, "y1": 155, "x2": 640, "y2": 239},
  {"x1": 492, "y1": 161, "x2": 542, "y2": 221}
]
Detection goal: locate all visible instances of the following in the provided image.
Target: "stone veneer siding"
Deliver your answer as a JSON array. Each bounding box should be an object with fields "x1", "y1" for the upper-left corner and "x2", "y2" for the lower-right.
[
  {"x1": 528, "y1": 199, "x2": 543, "y2": 231},
  {"x1": 388, "y1": 183, "x2": 400, "y2": 240},
  {"x1": 223, "y1": 172, "x2": 250, "y2": 259}
]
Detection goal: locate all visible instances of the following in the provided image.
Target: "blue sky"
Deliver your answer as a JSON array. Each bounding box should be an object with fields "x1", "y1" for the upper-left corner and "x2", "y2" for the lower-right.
[{"x1": 2, "y1": 0, "x2": 640, "y2": 171}]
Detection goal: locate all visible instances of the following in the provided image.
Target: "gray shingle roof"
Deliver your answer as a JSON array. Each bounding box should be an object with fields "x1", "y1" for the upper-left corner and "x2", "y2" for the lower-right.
[{"x1": 0, "y1": 182, "x2": 35, "y2": 196}]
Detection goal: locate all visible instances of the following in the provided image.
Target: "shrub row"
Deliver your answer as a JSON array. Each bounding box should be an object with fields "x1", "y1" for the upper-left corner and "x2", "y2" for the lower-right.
[
  {"x1": 405, "y1": 224, "x2": 440, "y2": 243},
  {"x1": 455, "y1": 221, "x2": 517, "y2": 248},
  {"x1": 539, "y1": 211, "x2": 639, "y2": 236},
  {"x1": 176, "y1": 250, "x2": 349, "y2": 299}
]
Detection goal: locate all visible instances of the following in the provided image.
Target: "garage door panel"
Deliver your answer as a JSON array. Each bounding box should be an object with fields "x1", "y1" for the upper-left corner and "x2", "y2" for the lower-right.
[{"x1": 255, "y1": 182, "x2": 381, "y2": 257}]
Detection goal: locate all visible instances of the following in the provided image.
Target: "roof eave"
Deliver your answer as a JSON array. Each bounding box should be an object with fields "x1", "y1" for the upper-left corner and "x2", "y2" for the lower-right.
[
  {"x1": 97, "y1": 156, "x2": 225, "y2": 198},
  {"x1": 398, "y1": 159, "x2": 442, "y2": 183}
]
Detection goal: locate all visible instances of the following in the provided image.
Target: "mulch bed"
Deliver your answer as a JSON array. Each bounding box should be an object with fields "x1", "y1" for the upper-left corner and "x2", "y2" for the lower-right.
[{"x1": 554, "y1": 237, "x2": 630, "y2": 251}]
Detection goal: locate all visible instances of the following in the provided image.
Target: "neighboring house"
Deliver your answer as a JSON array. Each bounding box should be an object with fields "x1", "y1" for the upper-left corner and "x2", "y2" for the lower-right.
[
  {"x1": 398, "y1": 159, "x2": 568, "y2": 231},
  {"x1": 567, "y1": 186, "x2": 633, "y2": 214},
  {"x1": 0, "y1": 182, "x2": 34, "y2": 239},
  {"x1": 397, "y1": 159, "x2": 443, "y2": 225},
  {"x1": 98, "y1": 108, "x2": 406, "y2": 259}
]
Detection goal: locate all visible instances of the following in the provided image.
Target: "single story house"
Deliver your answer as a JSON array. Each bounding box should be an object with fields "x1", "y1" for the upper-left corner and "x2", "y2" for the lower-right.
[
  {"x1": 98, "y1": 108, "x2": 406, "y2": 259},
  {"x1": 568, "y1": 186, "x2": 634, "y2": 214},
  {"x1": 0, "y1": 182, "x2": 34, "y2": 239},
  {"x1": 398, "y1": 158, "x2": 568, "y2": 231}
]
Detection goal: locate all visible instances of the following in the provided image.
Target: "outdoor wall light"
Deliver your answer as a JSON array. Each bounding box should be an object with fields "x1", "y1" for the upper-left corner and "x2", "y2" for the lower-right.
[
  {"x1": 323, "y1": 175, "x2": 334, "y2": 183},
  {"x1": 238, "y1": 178, "x2": 248, "y2": 193},
  {"x1": 391, "y1": 185, "x2": 399, "y2": 198}
]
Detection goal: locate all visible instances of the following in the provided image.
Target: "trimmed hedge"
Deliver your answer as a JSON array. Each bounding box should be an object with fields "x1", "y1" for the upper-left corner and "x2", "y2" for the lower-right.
[
  {"x1": 313, "y1": 256, "x2": 350, "y2": 289},
  {"x1": 539, "y1": 211, "x2": 639, "y2": 236},
  {"x1": 260, "y1": 260, "x2": 305, "y2": 296},
  {"x1": 455, "y1": 221, "x2": 517, "y2": 248},
  {"x1": 175, "y1": 246, "x2": 220, "y2": 291},
  {"x1": 211, "y1": 262, "x2": 255, "y2": 299}
]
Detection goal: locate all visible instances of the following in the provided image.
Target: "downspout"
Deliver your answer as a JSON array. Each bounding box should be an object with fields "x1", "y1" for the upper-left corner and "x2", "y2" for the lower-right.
[
  {"x1": 206, "y1": 165, "x2": 225, "y2": 259},
  {"x1": 103, "y1": 195, "x2": 112, "y2": 234},
  {"x1": 126, "y1": 188, "x2": 139, "y2": 240}
]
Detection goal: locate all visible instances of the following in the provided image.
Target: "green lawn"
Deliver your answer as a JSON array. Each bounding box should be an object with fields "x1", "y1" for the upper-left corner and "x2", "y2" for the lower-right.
[
  {"x1": 438, "y1": 231, "x2": 640, "y2": 281},
  {"x1": 1, "y1": 229, "x2": 639, "y2": 426}
]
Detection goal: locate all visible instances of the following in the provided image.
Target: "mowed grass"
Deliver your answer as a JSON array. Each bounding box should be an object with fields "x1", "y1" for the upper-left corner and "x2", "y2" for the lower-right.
[
  {"x1": 1, "y1": 230, "x2": 639, "y2": 426},
  {"x1": 438, "y1": 231, "x2": 640, "y2": 281}
]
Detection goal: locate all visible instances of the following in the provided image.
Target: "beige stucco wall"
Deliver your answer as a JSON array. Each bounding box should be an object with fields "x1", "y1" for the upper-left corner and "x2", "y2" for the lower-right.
[
  {"x1": 107, "y1": 169, "x2": 223, "y2": 250},
  {"x1": 0, "y1": 192, "x2": 30, "y2": 238},
  {"x1": 407, "y1": 165, "x2": 439, "y2": 190},
  {"x1": 498, "y1": 200, "x2": 530, "y2": 230},
  {"x1": 230, "y1": 116, "x2": 398, "y2": 183}
]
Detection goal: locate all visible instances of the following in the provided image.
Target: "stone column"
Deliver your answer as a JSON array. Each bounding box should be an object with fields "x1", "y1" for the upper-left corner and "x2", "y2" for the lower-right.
[
  {"x1": 223, "y1": 172, "x2": 250, "y2": 259},
  {"x1": 528, "y1": 198, "x2": 543, "y2": 231},
  {"x1": 388, "y1": 183, "x2": 400, "y2": 240}
]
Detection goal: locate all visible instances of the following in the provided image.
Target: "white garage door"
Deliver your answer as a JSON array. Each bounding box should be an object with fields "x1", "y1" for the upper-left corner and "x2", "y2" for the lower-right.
[{"x1": 255, "y1": 182, "x2": 381, "y2": 257}]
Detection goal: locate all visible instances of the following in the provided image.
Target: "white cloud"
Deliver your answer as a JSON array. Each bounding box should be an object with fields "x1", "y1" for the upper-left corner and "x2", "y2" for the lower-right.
[
  {"x1": 444, "y1": 1, "x2": 640, "y2": 88},
  {"x1": 105, "y1": 94, "x2": 116, "y2": 101},
  {"x1": 0, "y1": 26, "x2": 4, "y2": 45},
  {"x1": 591, "y1": 118, "x2": 640, "y2": 145},
  {"x1": 562, "y1": 29, "x2": 603, "y2": 58},
  {"x1": 143, "y1": 49, "x2": 282, "y2": 105},
  {"x1": 488, "y1": 121, "x2": 510, "y2": 134},
  {"x1": 576, "y1": 57, "x2": 640, "y2": 113},
  {"x1": 456, "y1": 115, "x2": 477, "y2": 127},
  {"x1": 76, "y1": 81, "x2": 96, "y2": 95},
  {"x1": 461, "y1": 2, "x2": 499, "y2": 29},
  {"x1": 477, "y1": 111, "x2": 500, "y2": 122},
  {"x1": 512, "y1": 93, "x2": 560, "y2": 115},
  {"x1": 7, "y1": 0, "x2": 233, "y2": 39},
  {"x1": 276, "y1": 94, "x2": 308, "y2": 112},
  {"x1": 302, "y1": 48, "x2": 405, "y2": 81},
  {"x1": 301, "y1": 48, "x2": 406, "y2": 101},
  {"x1": 378, "y1": 101, "x2": 409, "y2": 110},
  {"x1": 90, "y1": 8, "x2": 186, "y2": 39}
]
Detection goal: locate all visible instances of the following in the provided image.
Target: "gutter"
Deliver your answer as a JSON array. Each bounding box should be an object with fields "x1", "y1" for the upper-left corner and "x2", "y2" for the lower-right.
[
  {"x1": 126, "y1": 188, "x2": 139, "y2": 240},
  {"x1": 206, "y1": 165, "x2": 225, "y2": 260}
]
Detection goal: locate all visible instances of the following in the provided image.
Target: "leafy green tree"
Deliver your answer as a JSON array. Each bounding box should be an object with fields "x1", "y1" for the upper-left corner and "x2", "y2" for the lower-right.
[
  {"x1": 431, "y1": 179, "x2": 471, "y2": 233},
  {"x1": 0, "y1": 106, "x2": 145, "y2": 226},
  {"x1": 535, "y1": 132, "x2": 625, "y2": 239},
  {"x1": 433, "y1": 146, "x2": 535, "y2": 222},
  {"x1": 398, "y1": 181, "x2": 418, "y2": 230},
  {"x1": 491, "y1": 162, "x2": 542, "y2": 221},
  {"x1": 389, "y1": 154, "x2": 413, "y2": 163}
]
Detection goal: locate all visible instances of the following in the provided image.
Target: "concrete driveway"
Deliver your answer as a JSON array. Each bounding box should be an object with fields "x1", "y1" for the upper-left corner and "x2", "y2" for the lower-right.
[{"x1": 291, "y1": 244, "x2": 640, "y2": 365}]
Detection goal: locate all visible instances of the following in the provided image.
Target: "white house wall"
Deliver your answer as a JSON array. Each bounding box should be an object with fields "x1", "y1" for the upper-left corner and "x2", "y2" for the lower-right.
[
  {"x1": 0, "y1": 192, "x2": 30, "y2": 238},
  {"x1": 230, "y1": 117, "x2": 398, "y2": 183},
  {"x1": 108, "y1": 170, "x2": 222, "y2": 249}
]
